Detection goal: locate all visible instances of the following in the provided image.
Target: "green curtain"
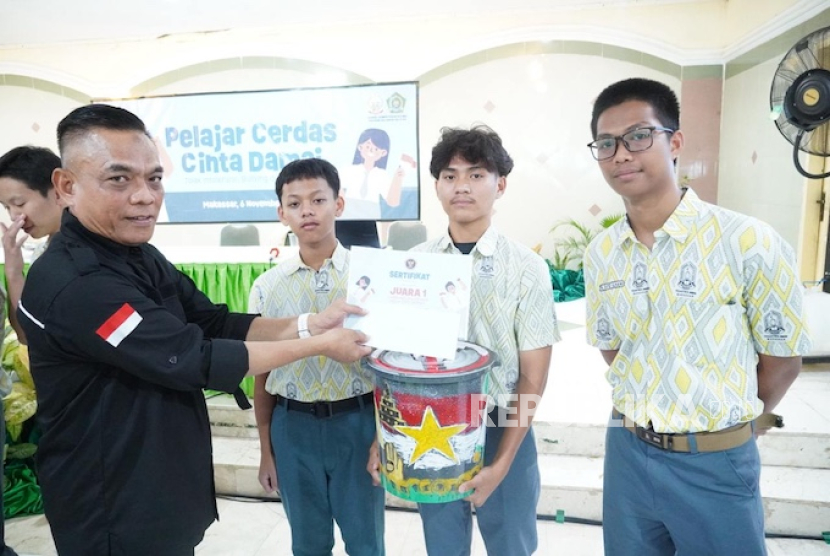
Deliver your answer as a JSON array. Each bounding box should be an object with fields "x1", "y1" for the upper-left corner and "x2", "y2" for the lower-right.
[
  {"x1": 3, "y1": 458, "x2": 42, "y2": 519},
  {"x1": 175, "y1": 263, "x2": 273, "y2": 397},
  {"x1": 175, "y1": 262, "x2": 272, "y2": 314}
]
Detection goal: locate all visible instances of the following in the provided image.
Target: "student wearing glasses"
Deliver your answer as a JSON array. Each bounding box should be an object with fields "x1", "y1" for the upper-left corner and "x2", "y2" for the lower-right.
[{"x1": 583, "y1": 78, "x2": 811, "y2": 555}]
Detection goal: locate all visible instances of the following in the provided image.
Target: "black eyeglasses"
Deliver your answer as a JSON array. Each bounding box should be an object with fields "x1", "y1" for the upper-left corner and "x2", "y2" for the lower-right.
[{"x1": 587, "y1": 126, "x2": 675, "y2": 161}]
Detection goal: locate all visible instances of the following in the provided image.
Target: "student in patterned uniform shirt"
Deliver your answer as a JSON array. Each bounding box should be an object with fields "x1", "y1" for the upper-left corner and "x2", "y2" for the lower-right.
[
  {"x1": 584, "y1": 78, "x2": 812, "y2": 556},
  {"x1": 252, "y1": 158, "x2": 384, "y2": 556},
  {"x1": 368, "y1": 126, "x2": 559, "y2": 556}
]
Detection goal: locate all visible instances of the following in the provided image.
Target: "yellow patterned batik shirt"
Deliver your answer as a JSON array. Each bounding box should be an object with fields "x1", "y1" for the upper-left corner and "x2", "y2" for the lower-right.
[
  {"x1": 584, "y1": 188, "x2": 812, "y2": 433},
  {"x1": 412, "y1": 226, "x2": 560, "y2": 408},
  {"x1": 248, "y1": 243, "x2": 374, "y2": 402}
]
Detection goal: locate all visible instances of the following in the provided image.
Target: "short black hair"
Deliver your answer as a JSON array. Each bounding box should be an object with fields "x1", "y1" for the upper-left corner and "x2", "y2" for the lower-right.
[
  {"x1": 590, "y1": 78, "x2": 680, "y2": 138},
  {"x1": 0, "y1": 146, "x2": 61, "y2": 197},
  {"x1": 275, "y1": 158, "x2": 340, "y2": 202},
  {"x1": 57, "y1": 104, "x2": 150, "y2": 156},
  {"x1": 429, "y1": 125, "x2": 514, "y2": 179}
]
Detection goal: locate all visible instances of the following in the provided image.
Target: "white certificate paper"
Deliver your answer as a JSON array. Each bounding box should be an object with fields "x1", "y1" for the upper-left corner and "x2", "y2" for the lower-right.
[{"x1": 345, "y1": 246, "x2": 472, "y2": 359}]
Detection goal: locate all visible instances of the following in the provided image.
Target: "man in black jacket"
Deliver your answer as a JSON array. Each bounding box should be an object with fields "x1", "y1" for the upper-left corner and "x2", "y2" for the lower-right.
[{"x1": 18, "y1": 103, "x2": 371, "y2": 555}]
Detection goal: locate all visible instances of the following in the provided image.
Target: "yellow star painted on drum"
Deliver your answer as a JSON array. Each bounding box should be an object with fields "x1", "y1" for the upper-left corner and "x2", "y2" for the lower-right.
[{"x1": 396, "y1": 406, "x2": 467, "y2": 465}]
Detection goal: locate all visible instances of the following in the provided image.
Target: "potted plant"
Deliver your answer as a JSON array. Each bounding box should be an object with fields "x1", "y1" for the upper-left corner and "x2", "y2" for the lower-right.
[
  {"x1": 2, "y1": 325, "x2": 42, "y2": 518},
  {"x1": 541, "y1": 214, "x2": 624, "y2": 302}
]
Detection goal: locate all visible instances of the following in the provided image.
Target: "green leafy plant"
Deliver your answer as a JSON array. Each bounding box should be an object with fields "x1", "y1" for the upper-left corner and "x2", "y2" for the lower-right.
[
  {"x1": 547, "y1": 214, "x2": 624, "y2": 270},
  {"x1": 2, "y1": 324, "x2": 36, "y2": 453},
  {"x1": 1, "y1": 323, "x2": 43, "y2": 520},
  {"x1": 599, "y1": 213, "x2": 625, "y2": 229},
  {"x1": 548, "y1": 245, "x2": 573, "y2": 271}
]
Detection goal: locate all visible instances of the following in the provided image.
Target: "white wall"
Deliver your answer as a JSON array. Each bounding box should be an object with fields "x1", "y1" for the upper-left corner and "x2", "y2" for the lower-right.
[
  {"x1": 0, "y1": 84, "x2": 74, "y2": 154},
  {"x1": 719, "y1": 57, "x2": 808, "y2": 251},
  {"x1": 2, "y1": 1, "x2": 826, "y2": 260},
  {"x1": 418, "y1": 54, "x2": 677, "y2": 257}
]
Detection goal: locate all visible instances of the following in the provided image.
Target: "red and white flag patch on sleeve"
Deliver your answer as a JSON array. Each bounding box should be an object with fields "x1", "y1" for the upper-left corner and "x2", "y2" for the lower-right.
[{"x1": 96, "y1": 303, "x2": 143, "y2": 347}]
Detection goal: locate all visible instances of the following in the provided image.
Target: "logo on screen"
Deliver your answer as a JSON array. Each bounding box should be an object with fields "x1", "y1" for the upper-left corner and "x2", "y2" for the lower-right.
[
  {"x1": 387, "y1": 93, "x2": 406, "y2": 114},
  {"x1": 405, "y1": 259, "x2": 417, "y2": 269},
  {"x1": 367, "y1": 95, "x2": 384, "y2": 115}
]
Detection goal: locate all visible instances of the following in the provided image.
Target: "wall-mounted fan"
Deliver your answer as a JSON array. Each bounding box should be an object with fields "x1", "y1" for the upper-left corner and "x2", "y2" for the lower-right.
[{"x1": 770, "y1": 26, "x2": 830, "y2": 180}]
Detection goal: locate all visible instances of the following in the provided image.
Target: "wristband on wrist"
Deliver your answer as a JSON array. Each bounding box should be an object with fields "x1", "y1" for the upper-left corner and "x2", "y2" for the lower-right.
[{"x1": 298, "y1": 313, "x2": 313, "y2": 339}]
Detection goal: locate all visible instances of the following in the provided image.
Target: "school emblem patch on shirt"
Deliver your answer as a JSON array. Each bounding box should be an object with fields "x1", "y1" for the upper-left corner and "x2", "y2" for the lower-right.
[
  {"x1": 314, "y1": 268, "x2": 332, "y2": 293},
  {"x1": 96, "y1": 303, "x2": 143, "y2": 347}
]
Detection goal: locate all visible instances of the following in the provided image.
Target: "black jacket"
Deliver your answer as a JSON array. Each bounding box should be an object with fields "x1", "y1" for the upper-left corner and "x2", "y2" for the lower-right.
[{"x1": 19, "y1": 210, "x2": 255, "y2": 555}]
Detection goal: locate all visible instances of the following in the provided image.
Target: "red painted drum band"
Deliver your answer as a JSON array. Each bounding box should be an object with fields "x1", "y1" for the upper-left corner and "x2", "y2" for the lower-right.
[{"x1": 363, "y1": 341, "x2": 499, "y2": 504}]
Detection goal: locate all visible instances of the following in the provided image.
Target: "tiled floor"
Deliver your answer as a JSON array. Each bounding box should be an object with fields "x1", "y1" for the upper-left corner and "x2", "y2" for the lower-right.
[{"x1": 6, "y1": 495, "x2": 829, "y2": 555}]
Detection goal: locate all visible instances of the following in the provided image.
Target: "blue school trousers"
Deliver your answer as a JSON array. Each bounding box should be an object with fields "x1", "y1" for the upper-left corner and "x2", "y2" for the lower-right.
[
  {"x1": 417, "y1": 407, "x2": 540, "y2": 556},
  {"x1": 270, "y1": 402, "x2": 385, "y2": 556},
  {"x1": 603, "y1": 415, "x2": 766, "y2": 556}
]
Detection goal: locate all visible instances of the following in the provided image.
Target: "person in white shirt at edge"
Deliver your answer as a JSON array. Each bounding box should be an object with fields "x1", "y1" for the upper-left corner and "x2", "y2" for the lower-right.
[{"x1": 0, "y1": 146, "x2": 64, "y2": 345}]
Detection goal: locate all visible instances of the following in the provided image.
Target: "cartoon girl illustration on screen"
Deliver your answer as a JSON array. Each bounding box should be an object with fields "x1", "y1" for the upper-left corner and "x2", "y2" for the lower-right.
[{"x1": 340, "y1": 128, "x2": 415, "y2": 219}]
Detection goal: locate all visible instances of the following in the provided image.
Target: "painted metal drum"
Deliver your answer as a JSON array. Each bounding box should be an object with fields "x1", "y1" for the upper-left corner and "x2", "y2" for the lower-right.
[{"x1": 364, "y1": 341, "x2": 498, "y2": 503}]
